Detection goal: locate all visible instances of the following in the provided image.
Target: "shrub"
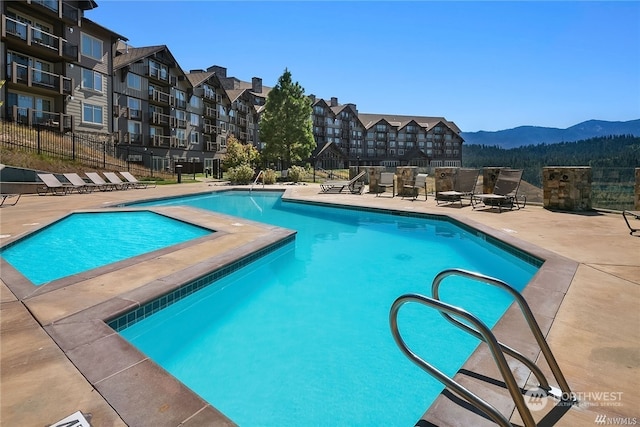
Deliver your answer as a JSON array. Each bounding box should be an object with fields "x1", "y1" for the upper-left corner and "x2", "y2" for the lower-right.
[
  {"x1": 262, "y1": 168, "x2": 277, "y2": 185},
  {"x1": 228, "y1": 164, "x2": 255, "y2": 184},
  {"x1": 287, "y1": 165, "x2": 306, "y2": 183}
]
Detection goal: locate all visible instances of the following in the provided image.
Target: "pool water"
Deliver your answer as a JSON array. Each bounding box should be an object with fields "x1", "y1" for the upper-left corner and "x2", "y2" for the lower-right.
[
  {"x1": 0, "y1": 211, "x2": 211, "y2": 285},
  {"x1": 123, "y1": 191, "x2": 539, "y2": 426}
]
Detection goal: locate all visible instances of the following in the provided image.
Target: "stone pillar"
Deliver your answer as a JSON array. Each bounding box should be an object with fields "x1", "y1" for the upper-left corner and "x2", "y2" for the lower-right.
[
  {"x1": 635, "y1": 168, "x2": 640, "y2": 210},
  {"x1": 435, "y1": 167, "x2": 458, "y2": 193},
  {"x1": 543, "y1": 166, "x2": 592, "y2": 211},
  {"x1": 396, "y1": 166, "x2": 417, "y2": 197},
  {"x1": 482, "y1": 167, "x2": 504, "y2": 194},
  {"x1": 367, "y1": 166, "x2": 387, "y2": 192}
]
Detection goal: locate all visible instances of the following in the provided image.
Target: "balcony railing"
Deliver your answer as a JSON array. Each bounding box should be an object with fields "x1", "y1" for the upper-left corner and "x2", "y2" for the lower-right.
[
  {"x1": 203, "y1": 123, "x2": 218, "y2": 134},
  {"x1": 2, "y1": 15, "x2": 79, "y2": 60},
  {"x1": 204, "y1": 106, "x2": 218, "y2": 118},
  {"x1": 8, "y1": 105, "x2": 73, "y2": 132},
  {"x1": 123, "y1": 132, "x2": 142, "y2": 144},
  {"x1": 171, "y1": 117, "x2": 187, "y2": 129},
  {"x1": 149, "y1": 88, "x2": 172, "y2": 105},
  {"x1": 8, "y1": 62, "x2": 73, "y2": 95},
  {"x1": 151, "y1": 134, "x2": 172, "y2": 148},
  {"x1": 151, "y1": 111, "x2": 171, "y2": 127}
]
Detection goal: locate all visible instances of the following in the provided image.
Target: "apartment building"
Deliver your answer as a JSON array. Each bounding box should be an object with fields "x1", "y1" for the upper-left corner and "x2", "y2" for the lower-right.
[
  {"x1": 310, "y1": 95, "x2": 463, "y2": 170},
  {"x1": 1, "y1": 0, "x2": 123, "y2": 135}
]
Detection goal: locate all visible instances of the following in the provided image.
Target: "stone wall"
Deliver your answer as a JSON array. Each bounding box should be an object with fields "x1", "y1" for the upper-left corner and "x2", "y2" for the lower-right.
[
  {"x1": 543, "y1": 167, "x2": 592, "y2": 211},
  {"x1": 435, "y1": 167, "x2": 458, "y2": 193},
  {"x1": 396, "y1": 167, "x2": 417, "y2": 196},
  {"x1": 366, "y1": 166, "x2": 387, "y2": 193}
]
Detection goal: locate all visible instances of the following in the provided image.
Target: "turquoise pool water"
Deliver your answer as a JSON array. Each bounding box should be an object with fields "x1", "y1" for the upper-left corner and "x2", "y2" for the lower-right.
[
  {"x1": 0, "y1": 211, "x2": 211, "y2": 285},
  {"x1": 123, "y1": 191, "x2": 539, "y2": 426}
]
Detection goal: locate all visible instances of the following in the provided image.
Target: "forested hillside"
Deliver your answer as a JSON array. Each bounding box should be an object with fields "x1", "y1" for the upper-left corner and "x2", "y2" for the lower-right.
[{"x1": 462, "y1": 134, "x2": 640, "y2": 187}]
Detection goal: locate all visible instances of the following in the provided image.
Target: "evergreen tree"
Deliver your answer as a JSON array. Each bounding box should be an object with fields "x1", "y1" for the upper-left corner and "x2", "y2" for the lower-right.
[{"x1": 259, "y1": 69, "x2": 315, "y2": 168}]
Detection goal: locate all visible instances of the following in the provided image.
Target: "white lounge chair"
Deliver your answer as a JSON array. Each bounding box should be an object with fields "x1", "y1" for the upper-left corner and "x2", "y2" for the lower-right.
[
  {"x1": 36, "y1": 173, "x2": 73, "y2": 196},
  {"x1": 120, "y1": 171, "x2": 157, "y2": 189}
]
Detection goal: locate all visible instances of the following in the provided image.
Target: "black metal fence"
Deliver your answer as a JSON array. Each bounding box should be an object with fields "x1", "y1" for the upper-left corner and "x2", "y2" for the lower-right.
[{"x1": 0, "y1": 118, "x2": 164, "y2": 178}]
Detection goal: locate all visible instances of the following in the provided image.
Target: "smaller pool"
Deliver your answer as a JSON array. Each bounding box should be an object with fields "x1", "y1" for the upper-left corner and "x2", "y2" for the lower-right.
[{"x1": 0, "y1": 211, "x2": 212, "y2": 285}]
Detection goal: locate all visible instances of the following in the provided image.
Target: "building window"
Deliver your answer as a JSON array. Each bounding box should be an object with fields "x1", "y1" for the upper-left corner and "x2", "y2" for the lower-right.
[
  {"x1": 190, "y1": 131, "x2": 199, "y2": 143},
  {"x1": 81, "y1": 33, "x2": 102, "y2": 60},
  {"x1": 127, "y1": 73, "x2": 141, "y2": 90},
  {"x1": 82, "y1": 103, "x2": 102, "y2": 124},
  {"x1": 190, "y1": 113, "x2": 200, "y2": 126},
  {"x1": 81, "y1": 68, "x2": 102, "y2": 92}
]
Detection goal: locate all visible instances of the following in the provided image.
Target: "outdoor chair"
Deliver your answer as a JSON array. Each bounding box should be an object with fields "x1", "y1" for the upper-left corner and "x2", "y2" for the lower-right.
[
  {"x1": 85, "y1": 172, "x2": 117, "y2": 191},
  {"x1": 103, "y1": 172, "x2": 132, "y2": 190},
  {"x1": 435, "y1": 168, "x2": 480, "y2": 207},
  {"x1": 622, "y1": 210, "x2": 640, "y2": 236},
  {"x1": 376, "y1": 172, "x2": 395, "y2": 197},
  {"x1": 472, "y1": 169, "x2": 526, "y2": 212},
  {"x1": 36, "y1": 173, "x2": 73, "y2": 196},
  {"x1": 0, "y1": 193, "x2": 21, "y2": 207},
  {"x1": 402, "y1": 173, "x2": 429, "y2": 201},
  {"x1": 63, "y1": 173, "x2": 97, "y2": 194},
  {"x1": 120, "y1": 171, "x2": 157, "y2": 189},
  {"x1": 320, "y1": 170, "x2": 366, "y2": 194}
]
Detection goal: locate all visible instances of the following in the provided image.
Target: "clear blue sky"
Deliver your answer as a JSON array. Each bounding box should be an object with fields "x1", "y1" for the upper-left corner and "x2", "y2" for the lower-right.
[{"x1": 87, "y1": 1, "x2": 640, "y2": 132}]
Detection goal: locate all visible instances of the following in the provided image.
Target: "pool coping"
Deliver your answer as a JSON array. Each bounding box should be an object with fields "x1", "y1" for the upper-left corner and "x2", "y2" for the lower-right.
[{"x1": 2, "y1": 188, "x2": 579, "y2": 426}]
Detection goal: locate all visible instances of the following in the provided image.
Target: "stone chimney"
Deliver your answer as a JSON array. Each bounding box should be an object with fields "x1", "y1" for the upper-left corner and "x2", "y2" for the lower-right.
[
  {"x1": 309, "y1": 94, "x2": 316, "y2": 103},
  {"x1": 206, "y1": 65, "x2": 227, "y2": 78},
  {"x1": 252, "y1": 77, "x2": 262, "y2": 93},
  {"x1": 330, "y1": 97, "x2": 338, "y2": 107}
]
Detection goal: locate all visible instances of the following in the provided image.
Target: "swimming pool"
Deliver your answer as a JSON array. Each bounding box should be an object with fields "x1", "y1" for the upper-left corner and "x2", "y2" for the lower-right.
[
  {"x1": 0, "y1": 211, "x2": 212, "y2": 285},
  {"x1": 120, "y1": 191, "x2": 540, "y2": 426}
]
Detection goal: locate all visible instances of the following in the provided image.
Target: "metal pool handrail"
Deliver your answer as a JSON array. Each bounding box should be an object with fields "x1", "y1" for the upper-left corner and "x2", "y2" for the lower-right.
[
  {"x1": 390, "y1": 294, "x2": 531, "y2": 427},
  {"x1": 250, "y1": 170, "x2": 264, "y2": 192},
  {"x1": 432, "y1": 268, "x2": 573, "y2": 397}
]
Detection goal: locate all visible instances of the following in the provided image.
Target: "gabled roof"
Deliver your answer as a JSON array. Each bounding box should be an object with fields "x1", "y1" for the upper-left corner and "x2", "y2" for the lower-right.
[
  {"x1": 113, "y1": 45, "x2": 187, "y2": 79},
  {"x1": 185, "y1": 70, "x2": 215, "y2": 88},
  {"x1": 358, "y1": 113, "x2": 460, "y2": 133}
]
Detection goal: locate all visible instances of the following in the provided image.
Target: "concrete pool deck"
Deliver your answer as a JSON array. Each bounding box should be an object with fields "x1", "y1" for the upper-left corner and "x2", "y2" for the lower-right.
[{"x1": 1, "y1": 182, "x2": 638, "y2": 426}]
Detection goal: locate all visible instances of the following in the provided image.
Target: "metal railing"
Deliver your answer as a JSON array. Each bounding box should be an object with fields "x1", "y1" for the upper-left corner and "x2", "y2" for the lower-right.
[{"x1": 389, "y1": 268, "x2": 575, "y2": 427}]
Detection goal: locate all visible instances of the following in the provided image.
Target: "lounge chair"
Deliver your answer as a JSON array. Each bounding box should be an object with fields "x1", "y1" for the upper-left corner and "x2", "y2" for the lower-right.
[
  {"x1": 103, "y1": 172, "x2": 132, "y2": 190},
  {"x1": 85, "y1": 172, "x2": 117, "y2": 191},
  {"x1": 0, "y1": 193, "x2": 21, "y2": 207},
  {"x1": 120, "y1": 171, "x2": 157, "y2": 189},
  {"x1": 472, "y1": 169, "x2": 526, "y2": 212},
  {"x1": 402, "y1": 173, "x2": 429, "y2": 200},
  {"x1": 435, "y1": 168, "x2": 480, "y2": 207},
  {"x1": 36, "y1": 173, "x2": 73, "y2": 195},
  {"x1": 63, "y1": 173, "x2": 97, "y2": 193},
  {"x1": 622, "y1": 210, "x2": 640, "y2": 236},
  {"x1": 320, "y1": 170, "x2": 366, "y2": 194},
  {"x1": 376, "y1": 172, "x2": 395, "y2": 197}
]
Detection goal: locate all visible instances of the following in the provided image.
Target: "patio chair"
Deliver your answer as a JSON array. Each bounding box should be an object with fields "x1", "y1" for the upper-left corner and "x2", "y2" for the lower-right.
[
  {"x1": 622, "y1": 210, "x2": 640, "y2": 236},
  {"x1": 85, "y1": 172, "x2": 117, "y2": 191},
  {"x1": 36, "y1": 173, "x2": 73, "y2": 196},
  {"x1": 0, "y1": 193, "x2": 21, "y2": 207},
  {"x1": 376, "y1": 172, "x2": 395, "y2": 197},
  {"x1": 472, "y1": 169, "x2": 526, "y2": 212},
  {"x1": 402, "y1": 173, "x2": 429, "y2": 201},
  {"x1": 103, "y1": 172, "x2": 132, "y2": 190},
  {"x1": 63, "y1": 173, "x2": 97, "y2": 194},
  {"x1": 435, "y1": 168, "x2": 480, "y2": 207},
  {"x1": 320, "y1": 170, "x2": 366, "y2": 194},
  {"x1": 120, "y1": 171, "x2": 157, "y2": 189}
]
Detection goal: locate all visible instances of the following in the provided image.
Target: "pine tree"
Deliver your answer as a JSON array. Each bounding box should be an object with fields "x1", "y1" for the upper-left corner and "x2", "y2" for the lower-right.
[{"x1": 259, "y1": 69, "x2": 315, "y2": 168}]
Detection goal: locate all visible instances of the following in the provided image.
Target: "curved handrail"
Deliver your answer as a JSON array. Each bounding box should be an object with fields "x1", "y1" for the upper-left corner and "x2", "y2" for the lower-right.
[
  {"x1": 432, "y1": 268, "x2": 572, "y2": 398},
  {"x1": 250, "y1": 170, "x2": 264, "y2": 192},
  {"x1": 390, "y1": 294, "x2": 536, "y2": 427}
]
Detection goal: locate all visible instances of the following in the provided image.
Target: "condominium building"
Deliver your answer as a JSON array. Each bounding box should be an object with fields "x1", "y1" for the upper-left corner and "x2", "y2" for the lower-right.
[
  {"x1": 1, "y1": 1, "x2": 463, "y2": 172},
  {"x1": 1, "y1": 0, "x2": 123, "y2": 136}
]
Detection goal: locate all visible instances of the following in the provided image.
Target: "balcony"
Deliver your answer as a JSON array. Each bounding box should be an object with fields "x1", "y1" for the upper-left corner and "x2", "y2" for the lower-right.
[
  {"x1": 2, "y1": 15, "x2": 79, "y2": 61},
  {"x1": 29, "y1": 0, "x2": 80, "y2": 24},
  {"x1": 8, "y1": 105, "x2": 73, "y2": 132},
  {"x1": 204, "y1": 106, "x2": 218, "y2": 118},
  {"x1": 203, "y1": 122, "x2": 218, "y2": 134},
  {"x1": 171, "y1": 117, "x2": 187, "y2": 129},
  {"x1": 173, "y1": 137, "x2": 187, "y2": 148},
  {"x1": 123, "y1": 132, "x2": 143, "y2": 144},
  {"x1": 151, "y1": 111, "x2": 171, "y2": 127},
  {"x1": 146, "y1": 66, "x2": 169, "y2": 83},
  {"x1": 151, "y1": 134, "x2": 172, "y2": 148},
  {"x1": 8, "y1": 62, "x2": 73, "y2": 95},
  {"x1": 124, "y1": 108, "x2": 143, "y2": 121},
  {"x1": 149, "y1": 88, "x2": 172, "y2": 105}
]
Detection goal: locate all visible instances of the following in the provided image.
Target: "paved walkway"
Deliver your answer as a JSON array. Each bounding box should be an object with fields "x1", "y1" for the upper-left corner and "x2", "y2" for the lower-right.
[{"x1": 1, "y1": 182, "x2": 638, "y2": 426}]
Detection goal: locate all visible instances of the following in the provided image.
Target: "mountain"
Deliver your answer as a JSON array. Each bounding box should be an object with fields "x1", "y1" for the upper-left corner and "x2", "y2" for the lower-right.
[{"x1": 460, "y1": 119, "x2": 640, "y2": 149}]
